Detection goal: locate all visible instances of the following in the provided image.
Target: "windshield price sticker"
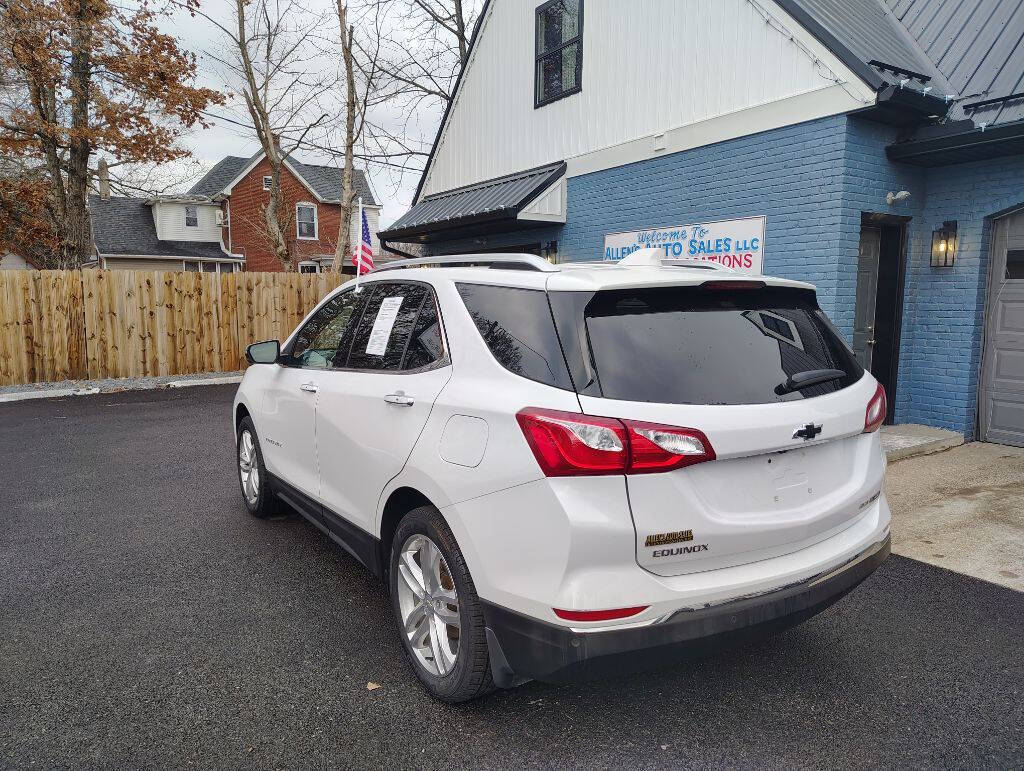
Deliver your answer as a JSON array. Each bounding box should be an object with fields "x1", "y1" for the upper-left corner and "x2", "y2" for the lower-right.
[{"x1": 365, "y1": 296, "x2": 404, "y2": 356}]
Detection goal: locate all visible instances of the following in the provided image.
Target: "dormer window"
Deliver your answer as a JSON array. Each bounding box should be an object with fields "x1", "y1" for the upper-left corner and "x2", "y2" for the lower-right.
[
  {"x1": 535, "y1": 0, "x2": 583, "y2": 108},
  {"x1": 297, "y1": 203, "x2": 318, "y2": 239},
  {"x1": 184, "y1": 205, "x2": 198, "y2": 228},
  {"x1": 263, "y1": 176, "x2": 272, "y2": 191}
]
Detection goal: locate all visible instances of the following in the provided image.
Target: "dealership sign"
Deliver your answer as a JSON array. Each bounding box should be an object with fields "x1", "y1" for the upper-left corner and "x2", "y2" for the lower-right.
[{"x1": 604, "y1": 216, "x2": 765, "y2": 273}]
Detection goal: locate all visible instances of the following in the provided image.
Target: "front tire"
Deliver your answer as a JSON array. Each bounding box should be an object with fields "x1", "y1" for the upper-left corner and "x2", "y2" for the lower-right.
[
  {"x1": 390, "y1": 506, "x2": 495, "y2": 702},
  {"x1": 236, "y1": 417, "x2": 277, "y2": 518}
]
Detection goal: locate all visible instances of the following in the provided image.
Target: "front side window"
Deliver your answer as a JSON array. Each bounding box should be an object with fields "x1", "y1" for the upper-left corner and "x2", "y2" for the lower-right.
[
  {"x1": 347, "y1": 282, "x2": 445, "y2": 371},
  {"x1": 535, "y1": 0, "x2": 582, "y2": 107},
  {"x1": 457, "y1": 283, "x2": 574, "y2": 390},
  {"x1": 288, "y1": 289, "x2": 365, "y2": 368},
  {"x1": 184, "y1": 205, "x2": 198, "y2": 228},
  {"x1": 297, "y1": 203, "x2": 317, "y2": 239}
]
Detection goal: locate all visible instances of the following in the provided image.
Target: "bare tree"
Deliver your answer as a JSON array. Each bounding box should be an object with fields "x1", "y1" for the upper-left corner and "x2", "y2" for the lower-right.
[
  {"x1": 201, "y1": 0, "x2": 338, "y2": 271},
  {"x1": 357, "y1": 0, "x2": 479, "y2": 182}
]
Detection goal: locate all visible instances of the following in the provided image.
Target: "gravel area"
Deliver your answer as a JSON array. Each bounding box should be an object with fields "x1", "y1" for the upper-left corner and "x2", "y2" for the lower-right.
[{"x1": 0, "y1": 370, "x2": 244, "y2": 395}]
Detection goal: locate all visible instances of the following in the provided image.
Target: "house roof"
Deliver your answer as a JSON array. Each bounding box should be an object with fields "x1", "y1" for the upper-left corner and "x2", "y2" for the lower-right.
[
  {"x1": 89, "y1": 196, "x2": 230, "y2": 261},
  {"x1": 189, "y1": 153, "x2": 378, "y2": 205},
  {"x1": 381, "y1": 161, "x2": 566, "y2": 243}
]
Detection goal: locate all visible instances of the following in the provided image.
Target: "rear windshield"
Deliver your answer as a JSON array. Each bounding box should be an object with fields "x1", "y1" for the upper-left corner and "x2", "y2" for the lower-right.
[{"x1": 551, "y1": 286, "x2": 862, "y2": 405}]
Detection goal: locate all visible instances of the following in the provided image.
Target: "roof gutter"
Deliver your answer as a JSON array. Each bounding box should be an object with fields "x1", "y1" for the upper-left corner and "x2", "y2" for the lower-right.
[{"x1": 886, "y1": 119, "x2": 1024, "y2": 166}]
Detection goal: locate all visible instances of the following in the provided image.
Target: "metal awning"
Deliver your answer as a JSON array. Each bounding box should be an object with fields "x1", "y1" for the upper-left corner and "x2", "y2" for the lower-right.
[{"x1": 380, "y1": 161, "x2": 566, "y2": 243}]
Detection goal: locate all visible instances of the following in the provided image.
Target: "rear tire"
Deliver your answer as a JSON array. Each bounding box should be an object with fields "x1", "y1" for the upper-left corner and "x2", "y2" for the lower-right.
[
  {"x1": 236, "y1": 417, "x2": 278, "y2": 519},
  {"x1": 389, "y1": 506, "x2": 495, "y2": 702}
]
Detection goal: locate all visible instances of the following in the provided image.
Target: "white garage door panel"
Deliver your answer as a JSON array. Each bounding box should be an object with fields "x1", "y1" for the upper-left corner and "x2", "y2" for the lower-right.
[{"x1": 982, "y1": 209, "x2": 1024, "y2": 447}]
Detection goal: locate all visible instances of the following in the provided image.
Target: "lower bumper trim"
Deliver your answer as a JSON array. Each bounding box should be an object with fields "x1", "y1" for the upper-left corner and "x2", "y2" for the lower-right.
[{"x1": 482, "y1": 534, "x2": 890, "y2": 686}]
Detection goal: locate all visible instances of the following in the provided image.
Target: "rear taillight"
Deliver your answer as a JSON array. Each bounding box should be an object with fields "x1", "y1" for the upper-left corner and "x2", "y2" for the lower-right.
[
  {"x1": 864, "y1": 383, "x2": 887, "y2": 433},
  {"x1": 516, "y1": 408, "x2": 715, "y2": 477},
  {"x1": 515, "y1": 408, "x2": 628, "y2": 476},
  {"x1": 621, "y1": 420, "x2": 715, "y2": 473}
]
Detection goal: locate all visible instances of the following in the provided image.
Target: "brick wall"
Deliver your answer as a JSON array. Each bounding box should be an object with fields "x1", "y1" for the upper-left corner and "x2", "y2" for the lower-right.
[{"x1": 227, "y1": 158, "x2": 343, "y2": 272}]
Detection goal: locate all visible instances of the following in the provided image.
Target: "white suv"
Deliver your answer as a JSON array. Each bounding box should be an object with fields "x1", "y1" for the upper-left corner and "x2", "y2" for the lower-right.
[{"x1": 233, "y1": 251, "x2": 890, "y2": 702}]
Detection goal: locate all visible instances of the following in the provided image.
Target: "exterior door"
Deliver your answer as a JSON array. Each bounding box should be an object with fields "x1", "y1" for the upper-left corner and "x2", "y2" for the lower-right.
[
  {"x1": 316, "y1": 281, "x2": 452, "y2": 534},
  {"x1": 853, "y1": 226, "x2": 881, "y2": 370},
  {"x1": 264, "y1": 287, "x2": 367, "y2": 497},
  {"x1": 981, "y1": 209, "x2": 1024, "y2": 447}
]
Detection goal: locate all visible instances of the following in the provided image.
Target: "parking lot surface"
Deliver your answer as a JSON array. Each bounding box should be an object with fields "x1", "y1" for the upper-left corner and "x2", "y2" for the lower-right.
[{"x1": 1, "y1": 386, "x2": 1022, "y2": 769}]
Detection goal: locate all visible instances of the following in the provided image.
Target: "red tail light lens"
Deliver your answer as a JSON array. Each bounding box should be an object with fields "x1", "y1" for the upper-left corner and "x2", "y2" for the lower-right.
[
  {"x1": 864, "y1": 383, "x2": 887, "y2": 433},
  {"x1": 622, "y1": 420, "x2": 716, "y2": 473},
  {"x1": 553, "y1": 605, "x2": 648, "y2": 622},
  {"x1": 515, "y1": 408, "x2": 629, "y2": 476},
  {"x1": 516, "y1": 408, "x2": 716, "y2": 476}
]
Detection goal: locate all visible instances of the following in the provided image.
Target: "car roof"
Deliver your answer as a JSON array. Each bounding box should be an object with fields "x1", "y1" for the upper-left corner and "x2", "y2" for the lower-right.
[{"x1": 367, "y1": 253, "x2": 816, "y2": 293}]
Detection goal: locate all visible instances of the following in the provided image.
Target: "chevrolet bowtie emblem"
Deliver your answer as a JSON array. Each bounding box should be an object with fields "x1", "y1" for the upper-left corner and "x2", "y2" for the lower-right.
[{"x1": 793, "y1": 423, "x2": 823, "y2": 441}]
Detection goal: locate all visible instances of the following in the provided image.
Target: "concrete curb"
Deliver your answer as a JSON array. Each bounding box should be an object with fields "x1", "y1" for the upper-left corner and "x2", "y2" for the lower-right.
[
  {"x1": 166, "y1": 376, "x2": 243, "y2": 389},
  {"x1": 882, "y1": 425, "x2": 966, "y2": 462},
  {"x1": 0, "y1": 387, "x2": 101, "y2": 403},
  {"x1": 885, "y1": 435, "x2": 966, "y2": 462}
]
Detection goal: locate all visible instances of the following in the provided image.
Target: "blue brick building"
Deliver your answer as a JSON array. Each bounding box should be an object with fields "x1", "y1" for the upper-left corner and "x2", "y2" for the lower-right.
[{"x1": 381, "y1": 0, "x2": 1024, "y2": 445}]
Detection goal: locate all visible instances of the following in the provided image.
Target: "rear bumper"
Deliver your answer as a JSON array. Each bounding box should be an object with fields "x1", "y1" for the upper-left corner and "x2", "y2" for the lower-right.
[{"x1": 482, "y1": 534, "x2": 890, "y2": 686}]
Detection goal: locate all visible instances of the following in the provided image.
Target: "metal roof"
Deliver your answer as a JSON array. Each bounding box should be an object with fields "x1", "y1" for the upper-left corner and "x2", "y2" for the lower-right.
[
  {"x1": 381, "y1": 161, "x2": 566, "y2": 242},
  {"x1": 885, "y1": 0, "x2": 1024, "y2": 126}
]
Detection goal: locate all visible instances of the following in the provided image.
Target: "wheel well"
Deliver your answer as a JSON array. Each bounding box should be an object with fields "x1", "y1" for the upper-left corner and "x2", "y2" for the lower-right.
[
  {"x1": 378, "y1": 487, "x2": 434, "y2": 577},
  {"x1": 235, "y1": 403, "x2": 250, "y2": 431}
]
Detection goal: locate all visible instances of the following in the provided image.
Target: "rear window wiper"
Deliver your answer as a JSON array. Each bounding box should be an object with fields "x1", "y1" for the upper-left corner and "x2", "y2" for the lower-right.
[{"x1": 775, "y1": 368, "x2": 847, "y2": 395}]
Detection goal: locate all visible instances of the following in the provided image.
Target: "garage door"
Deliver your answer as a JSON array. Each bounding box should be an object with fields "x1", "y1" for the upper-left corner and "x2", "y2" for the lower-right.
[{"x1": 981, "y1": 209, "x2": 1024, "y2": 446}]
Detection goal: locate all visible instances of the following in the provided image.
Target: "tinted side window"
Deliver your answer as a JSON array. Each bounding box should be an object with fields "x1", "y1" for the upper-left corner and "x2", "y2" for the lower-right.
[
  {"x1": 347, "y1": 283, "x2": 433, "y2": 371},
  {"x1": 289, "y1": 289, "x2": 364, "y2": 368},
  {"x1": 456, "y1": 283, "x2": 573, "y2": 390},
  {"x1": 402, "y1": 296, "x2": 445, "y2": 370}
]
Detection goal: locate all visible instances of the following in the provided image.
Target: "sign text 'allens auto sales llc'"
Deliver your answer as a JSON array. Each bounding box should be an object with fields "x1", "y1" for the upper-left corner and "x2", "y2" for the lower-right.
[{"x1": 604, "y1": 216, "x2": 765, "y2": 274}]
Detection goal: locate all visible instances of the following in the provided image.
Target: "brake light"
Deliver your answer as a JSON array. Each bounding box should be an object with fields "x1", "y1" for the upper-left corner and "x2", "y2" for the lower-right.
[
  {"x1": 516, "y1": 408, "x2": 716, "y2": 476},
  {"x1": 515, "y1": 408, "x2": 628, "y2": 476},
  {"x1": 864, "y1": 383, "x2": 887, "y2": 433},
  {"x1": 622, "y1": 420, "x2": 715, "y2": 473},
  {"x1": 553, "y1": 606, "x2": 648, "y2": 622},
  {"x1": 700, "y1": 280, "x2": 766, "y2": 290}
]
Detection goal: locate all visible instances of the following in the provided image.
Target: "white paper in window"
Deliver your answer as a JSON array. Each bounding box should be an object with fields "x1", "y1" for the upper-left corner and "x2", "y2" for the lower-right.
[{"x1": 365, "y1": 296, "x2": 403, "y2": 356}]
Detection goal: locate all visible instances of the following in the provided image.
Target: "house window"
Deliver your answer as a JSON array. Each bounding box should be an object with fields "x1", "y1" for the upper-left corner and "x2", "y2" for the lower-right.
[
  {"x1": 182, "y1": 260, "x2": 239, "y2": 273},
  {"x1": 535, "y1": 0, "x2": 583, "y2": 108},
  {"x1": 184, "y1": 205, "x2": 198, "y2": 228},
  {"x1": 298, "y1": 261, "x2": 320, "y2": 274},
  {"x1": 297, "y1": 203, "x2": 318, "y2": 239},
  {"x1": 263, "y1": 175, "x2": 272, "y2": 191}
]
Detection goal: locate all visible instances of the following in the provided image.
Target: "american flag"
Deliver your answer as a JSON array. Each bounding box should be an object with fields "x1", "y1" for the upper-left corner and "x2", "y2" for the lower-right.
[{"x1": 353, "y1": 206, "x2": 374, "y2": 274}]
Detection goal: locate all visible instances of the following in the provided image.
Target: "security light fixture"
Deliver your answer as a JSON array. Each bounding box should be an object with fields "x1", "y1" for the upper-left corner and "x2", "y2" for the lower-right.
[{"x1": 931, "y1": 221, "x2": 957, "y2": 267}]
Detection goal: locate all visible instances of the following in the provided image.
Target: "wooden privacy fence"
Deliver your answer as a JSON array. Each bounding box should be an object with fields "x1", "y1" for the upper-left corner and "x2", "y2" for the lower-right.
[{"x1": 0, "y1": 270, "x2": 348, "y2": 386}]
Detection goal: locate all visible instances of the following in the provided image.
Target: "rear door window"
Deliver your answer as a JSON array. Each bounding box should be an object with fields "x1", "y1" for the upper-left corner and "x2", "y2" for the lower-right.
[
  {"x1": 552, "y1": 286, "x2": 862, "y2": 405},
  {"x1": 345, "y1": 282, "x2": 444, "y2": 371},
  {"x1": 456, "y1": 283, "x2": 573, "y2": 390}
]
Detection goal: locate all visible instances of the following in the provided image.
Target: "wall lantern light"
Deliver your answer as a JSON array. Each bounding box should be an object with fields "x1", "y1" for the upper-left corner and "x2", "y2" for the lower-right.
[{"x1": 931, "y1": 221, "x2": 957, "y2": 267}]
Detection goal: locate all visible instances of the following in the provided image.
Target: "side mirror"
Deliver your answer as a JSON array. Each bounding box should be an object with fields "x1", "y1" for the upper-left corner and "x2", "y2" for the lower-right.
[{"x1": 246, "y1": 340, "x2": 280, "y2": 365}]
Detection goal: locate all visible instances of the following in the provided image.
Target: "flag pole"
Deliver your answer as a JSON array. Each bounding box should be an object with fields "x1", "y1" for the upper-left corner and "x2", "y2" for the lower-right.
[{"x1": 353, "y1": 196, "x2": 363, "y2": 292}]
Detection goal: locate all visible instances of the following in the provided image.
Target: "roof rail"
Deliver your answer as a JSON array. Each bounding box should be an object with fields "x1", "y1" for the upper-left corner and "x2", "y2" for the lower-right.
[{"x1": 372, "y1": 253, "x2": 559, "y2": 273}]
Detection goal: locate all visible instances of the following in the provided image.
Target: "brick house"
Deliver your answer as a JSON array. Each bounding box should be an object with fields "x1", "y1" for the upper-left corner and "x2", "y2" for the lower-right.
[
  {"x1": 87, "y1": 150, "x2": 380, "y2": 274},
  {"x1": 188, "y1": 151, "x2": 382, "y2": 274}
]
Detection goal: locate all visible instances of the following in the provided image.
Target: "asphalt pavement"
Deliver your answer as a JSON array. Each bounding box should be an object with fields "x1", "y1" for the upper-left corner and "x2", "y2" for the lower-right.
[{"x1": 1, "y1": 386, "x2": 1021, "y2": 769}]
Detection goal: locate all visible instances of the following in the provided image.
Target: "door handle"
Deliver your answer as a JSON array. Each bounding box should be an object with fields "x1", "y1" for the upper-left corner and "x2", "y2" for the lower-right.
[
  {"x1": 384, "y1": 392, "x2": 415, "y2": 406},
  {"x1": 867, "y1": 339, "x2": 877, "y2": 346},
  {"x1": 299, "y1": 381, "x2": 319, "y2": 393}
]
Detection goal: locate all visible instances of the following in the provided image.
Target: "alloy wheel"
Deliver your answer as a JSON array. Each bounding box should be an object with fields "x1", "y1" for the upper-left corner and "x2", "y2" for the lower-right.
[
  {"x1": 396, "y1": 534, "x2": 461, "y2": 676},
  {"x1": 238, "y1": 429, "x2": 260, "y2": 505}
]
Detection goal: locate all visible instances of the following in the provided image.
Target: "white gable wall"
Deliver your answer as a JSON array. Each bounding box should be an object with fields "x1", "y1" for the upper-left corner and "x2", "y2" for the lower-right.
[{"x1": 420, "y1": 0, "x2": 877, "y2": 198}]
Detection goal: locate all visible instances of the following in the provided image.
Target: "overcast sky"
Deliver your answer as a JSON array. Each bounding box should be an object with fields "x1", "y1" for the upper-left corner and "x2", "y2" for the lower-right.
[{"x1": 159, "y1": 0, "x2": 449, "y2": 227}]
